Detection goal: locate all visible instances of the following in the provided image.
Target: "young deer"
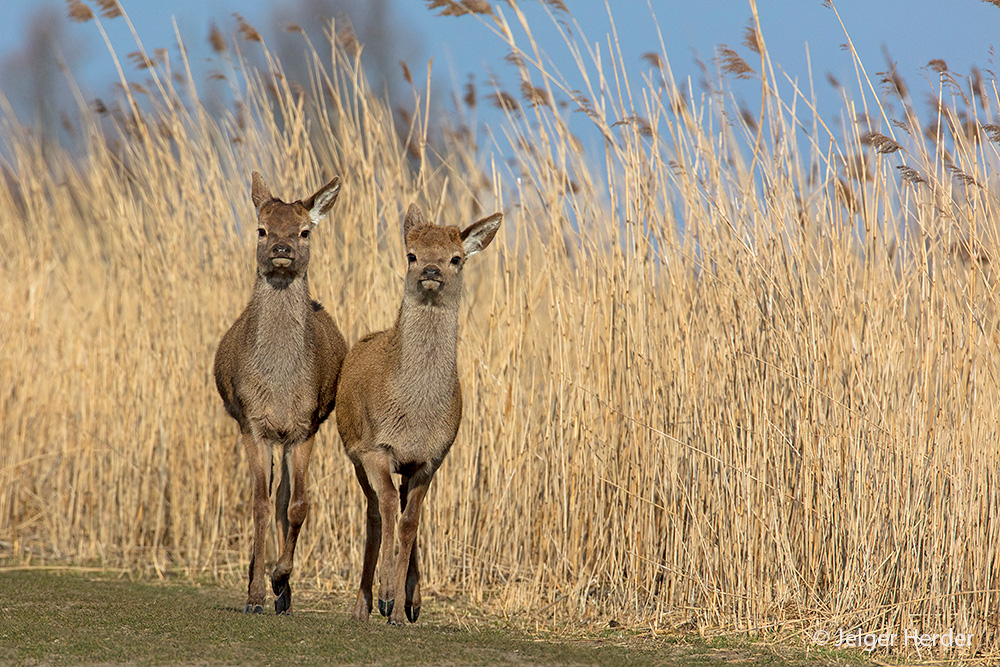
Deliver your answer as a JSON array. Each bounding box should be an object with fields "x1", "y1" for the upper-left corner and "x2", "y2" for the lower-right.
[
  {"x1": 214, "y1": 171, "x2": 347, "y2": 615},
  {"x1": 336, "y1": 203, "x2": 502, "y2": 624}
]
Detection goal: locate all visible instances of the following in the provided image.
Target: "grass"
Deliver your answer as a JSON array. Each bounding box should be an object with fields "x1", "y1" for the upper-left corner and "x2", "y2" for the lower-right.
[
  {"x1": 0, "y1": 568, "x2": 843, "y2": 666},
  {"x1": 0, "y1": 0, "x2": 998, "y2": 659}
]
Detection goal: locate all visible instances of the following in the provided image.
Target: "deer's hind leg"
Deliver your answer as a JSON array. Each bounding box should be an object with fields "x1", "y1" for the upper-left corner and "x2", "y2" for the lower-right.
[
  {"x1": 275, "y1": 443, "x2": 291, "y2": 547},
  {"x1": 272, "y1": 437, "x2": 315, "y2": 615}
]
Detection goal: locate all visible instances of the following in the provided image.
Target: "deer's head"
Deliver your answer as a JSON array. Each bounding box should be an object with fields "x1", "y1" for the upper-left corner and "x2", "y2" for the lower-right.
[
  {"x1": 251, "y1": 171, "x2": 341, "y2": 289},
  {"x1": 402, "y1": 204, "x2": 502, "y2": 307}
]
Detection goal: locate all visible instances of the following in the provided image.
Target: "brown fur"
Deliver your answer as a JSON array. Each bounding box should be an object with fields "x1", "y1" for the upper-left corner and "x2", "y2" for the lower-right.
[
  {"x1": 214, "y1": 171, "x2": 347, "y2": 615},
  {"x1": 336, "y1": 203, "x2": 502, "y2": 624}
]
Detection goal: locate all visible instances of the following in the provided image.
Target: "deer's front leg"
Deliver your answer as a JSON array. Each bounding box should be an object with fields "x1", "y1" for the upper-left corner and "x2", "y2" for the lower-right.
[
  {"x1": 361, "y1": 451, "x2": 398, "y2": 619},
  {"x1": 391, "y1": 470, "x2": 430, "y2": 625},
  {"x1": 243, "y1": 431, "x2": 272, "y2": 614},
  {"x1": 398, "y1": 473, "x2": 426, "y2": 623},
  {"x1": 352, "y1": 463, "x2": 382, "y2": 621}
]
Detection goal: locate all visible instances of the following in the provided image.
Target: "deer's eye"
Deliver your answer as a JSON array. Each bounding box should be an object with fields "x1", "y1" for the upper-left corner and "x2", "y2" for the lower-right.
[
  {"x1": 406, "y1": 253, "x2": 416, "y2": 263},
  {"x1": 450, "y1": 255, "x2": 461, "y2": 265},
  {"x1": 257, "y1": 228, "x2": 267, "y2": 238},
  {"x1": 300, "y1": 229, "x2": 311, "y2": 239}
]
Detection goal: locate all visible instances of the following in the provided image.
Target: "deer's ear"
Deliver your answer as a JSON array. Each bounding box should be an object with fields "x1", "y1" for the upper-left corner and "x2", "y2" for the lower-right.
[
  {"x1": 403, "y1": 203, "x2": 426, "y2": 241},
  {"x1": 461, "y1": 212, "x2": 502, "y2": 257},
  {"x1": 251, "y1": 171, "x2": 272, "y2": 213},
  {"x1": 302, "y1": 176, "x2": 341, "y2": 225}
]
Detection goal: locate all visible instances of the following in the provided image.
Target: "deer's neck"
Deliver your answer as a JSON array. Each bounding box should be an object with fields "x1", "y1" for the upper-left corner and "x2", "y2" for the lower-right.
[
  {"x1": 250, "y1": 275, "x2": 311, "y2": 383},
  {"x1": 392, "y1": 297, "x2": 459, "y2": 397}
]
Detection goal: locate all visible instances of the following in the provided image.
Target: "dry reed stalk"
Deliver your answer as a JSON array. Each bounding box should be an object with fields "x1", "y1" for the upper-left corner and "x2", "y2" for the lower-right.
[{"x1": 0, "y1": 2, "x2": 998, "y2": 657}]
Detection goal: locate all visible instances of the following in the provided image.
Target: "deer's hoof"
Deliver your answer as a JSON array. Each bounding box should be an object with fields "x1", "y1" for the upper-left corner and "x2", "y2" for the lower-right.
[
  {"x1": 378, "y1": 597, "x2": 394, "y2": 618},
  {"x1": 405, "y1": 604, "x2": 420, "y2": 623},
  {"x1": 244, "y1": 604, "x2": 264, "y2": 615},
  {"x1": 273, "y1": 578, "x2": 291, "y2": 615},
  {"x1": 351, "y1": 596, "x2": 372, "y2": 622},
  {"x1": 388, "y1": 606, "x2": 408, "y2": 626}
]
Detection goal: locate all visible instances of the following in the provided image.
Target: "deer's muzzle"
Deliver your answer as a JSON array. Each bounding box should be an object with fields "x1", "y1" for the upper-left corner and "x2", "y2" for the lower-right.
[
  {"x1": 270, "y1": 243, "x2": 294, "y2": 268},
  {"x1": 419, "y1": 265, "x2": 443, "y2": 290}
]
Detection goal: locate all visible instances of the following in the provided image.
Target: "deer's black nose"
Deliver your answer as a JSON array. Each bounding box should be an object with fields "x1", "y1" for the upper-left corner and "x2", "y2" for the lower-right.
[
  {"x1": 271, "y1": 243, "x2": 293, "y2": 258},
  {"x1": 421, "y1": 265, "x2": 441, "y2": 279}
]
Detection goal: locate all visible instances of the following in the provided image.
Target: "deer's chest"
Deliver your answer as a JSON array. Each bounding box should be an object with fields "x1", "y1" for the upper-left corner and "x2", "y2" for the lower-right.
[
  {"x1": 377, "y1": 380, "x2": 462, "y2": 462},
  {"x1": 243, "y1": 349, "x2": 317, "y2": 444}
]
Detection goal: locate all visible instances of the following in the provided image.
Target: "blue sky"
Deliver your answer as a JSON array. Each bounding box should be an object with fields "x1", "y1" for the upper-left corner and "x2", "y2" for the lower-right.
[{"x1": 0, "y1": 1, "x2": 997, "y2": 138}]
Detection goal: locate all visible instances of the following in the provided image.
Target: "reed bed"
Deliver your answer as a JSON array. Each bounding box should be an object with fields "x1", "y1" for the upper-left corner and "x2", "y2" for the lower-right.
[{"x1": 1, "y1": 0, "x2": 999, "y2": 656}]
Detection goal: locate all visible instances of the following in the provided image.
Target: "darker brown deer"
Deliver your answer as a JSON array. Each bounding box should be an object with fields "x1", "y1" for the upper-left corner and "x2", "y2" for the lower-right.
[
  {"x1": 214, "y1": 171, "x2": 347, "y2": 615},
  {"x1": 336, "y1": 203, "x2": 502, "y2": 624}
]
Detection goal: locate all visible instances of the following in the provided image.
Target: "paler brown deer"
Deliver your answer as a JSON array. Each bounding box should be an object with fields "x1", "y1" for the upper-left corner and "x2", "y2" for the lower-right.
[
  {"x1": 336, "y1": 203, "x2": 502, "y2": 624},
  {"x1": 214, "y1": 171, "x2": 348, "y2": 614}
]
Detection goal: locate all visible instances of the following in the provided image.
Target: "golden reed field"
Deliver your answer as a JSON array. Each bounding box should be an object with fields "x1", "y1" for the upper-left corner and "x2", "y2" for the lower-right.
[{"x1": 2, "y1": 0, "x2": 999, "y2": 655}]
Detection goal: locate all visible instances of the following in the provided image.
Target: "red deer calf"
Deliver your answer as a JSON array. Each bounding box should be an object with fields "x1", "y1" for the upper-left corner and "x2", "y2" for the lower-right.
[
  {"x1": 336, "y1": 203, "x2": 502, "y2": 624},
  {"x1": 214, "y1": 171, "x2": 347, "y2": 614}
]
